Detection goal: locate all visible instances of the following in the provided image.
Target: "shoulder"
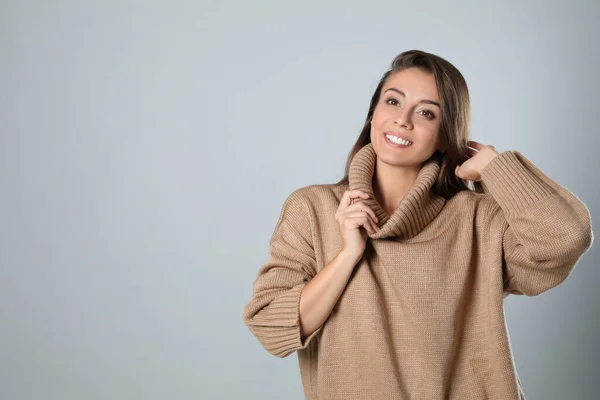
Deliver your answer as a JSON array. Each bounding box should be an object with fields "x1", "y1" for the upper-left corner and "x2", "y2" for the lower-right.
[
  {"x1": 273, "y1": 183, "x2": 345, "y2": 240},
  {"x1": 283, "y1": 183, "x2": 347, "y2": 212},
  {"x1": 446, "y1": 188, "x2": 495, "y2": 207},
  {"x1": 445, "y1": 189, "x2": 505, "y2": 224}
]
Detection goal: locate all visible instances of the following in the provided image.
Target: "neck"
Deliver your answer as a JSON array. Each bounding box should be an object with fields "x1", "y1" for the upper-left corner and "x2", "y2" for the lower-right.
[
  {"x1": 372, "y1": 159, "x2": 421, "y2": 216},
  {"x1": 347, "y1": 142, "x2": 446, "y2": 240}
]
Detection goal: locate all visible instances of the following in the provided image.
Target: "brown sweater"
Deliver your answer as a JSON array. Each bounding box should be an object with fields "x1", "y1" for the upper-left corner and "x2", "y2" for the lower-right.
[{"x1": 242, "y1": 143, "x2": 593, "y2": 399}]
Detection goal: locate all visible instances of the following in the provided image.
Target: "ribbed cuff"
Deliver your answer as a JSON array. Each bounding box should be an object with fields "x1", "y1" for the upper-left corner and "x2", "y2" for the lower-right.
[
  {"x1": 480, "y1": 151, "x2": 555, "y2": 220},
  {"x1": 256, "y1": 283, "x2": 323, "y2": 358}
]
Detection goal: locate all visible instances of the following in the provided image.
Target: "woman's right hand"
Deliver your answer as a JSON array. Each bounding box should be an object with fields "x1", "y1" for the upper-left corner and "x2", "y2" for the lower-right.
[{"x1": 335, "y1": 189, "x2": 380, "y2": 262}]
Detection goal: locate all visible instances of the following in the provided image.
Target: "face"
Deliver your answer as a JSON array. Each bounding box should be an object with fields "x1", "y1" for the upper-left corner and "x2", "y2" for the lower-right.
[{"x1": 370, "y1": 67, "x2": 446, "y2": 167}]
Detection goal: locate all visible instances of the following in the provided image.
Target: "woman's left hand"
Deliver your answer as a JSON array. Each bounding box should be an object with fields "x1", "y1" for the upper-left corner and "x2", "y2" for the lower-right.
[{"x1": 454, "y1": 141, "x2": 500, "y2": 182}]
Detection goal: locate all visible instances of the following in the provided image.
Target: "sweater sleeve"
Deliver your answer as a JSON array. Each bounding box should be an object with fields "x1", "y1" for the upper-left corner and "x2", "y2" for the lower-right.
[
  {"x1": 242, "y1": 189, "x2": 323, "y2": 358},
  {"x1": 480, "y1": 150, "x2": 593, "y2": 297}
]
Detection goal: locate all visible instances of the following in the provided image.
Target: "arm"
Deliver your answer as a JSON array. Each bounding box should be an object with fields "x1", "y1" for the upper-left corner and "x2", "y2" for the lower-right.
[
  {"x1": 299, "y1": 248, "x2": 360, "y2": 341},
  {"x1": 242, "y1": 189, "x2": 360, "y2": 357},
  {"x1": 480, "y1": 150, "x2": 593, "y2": 297}
]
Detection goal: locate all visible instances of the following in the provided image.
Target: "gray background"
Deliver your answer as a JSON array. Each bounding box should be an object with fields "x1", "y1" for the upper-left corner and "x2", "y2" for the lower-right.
[{"x1": 1, "y1": 1, "x2": 598, "y2": 399}]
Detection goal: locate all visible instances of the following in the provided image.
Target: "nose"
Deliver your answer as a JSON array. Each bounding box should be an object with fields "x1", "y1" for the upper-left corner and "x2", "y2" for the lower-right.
[{"x1": 395, "y1": 108, "x2": 413, "y2": 130}]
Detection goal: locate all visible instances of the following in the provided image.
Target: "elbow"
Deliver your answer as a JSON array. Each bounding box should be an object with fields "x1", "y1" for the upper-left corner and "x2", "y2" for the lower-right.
[
  {"x1": 268, "y1": 345, "x2": 297, "y2": 359},
  {"x1": 242, "y1": 320, "x2": 302, "y2": 358},
  {"x1": 242, "y1": 306, "x2": 304, "y2": 358},
  {"x1": 261, "y1": 324, "x2": 322, "y2": 358},
  {"x1": 549, "y1": 223, "x2": 593, "y2": 264},
  {"x1": 561, "y1": 224, "x2": 593, "y2": 264},
  {"x1": 572, "y1": 207, "x2": 594, "y2": 255},
  {"x1": 580, "y1": 225, "x2": 594, "y2": 254},
  {"x1": 503, "y1": 257, "x2": 579, "y2": 297},
  {"x1": 242, "y1": 283, "x2": 309, "y2": 358}
]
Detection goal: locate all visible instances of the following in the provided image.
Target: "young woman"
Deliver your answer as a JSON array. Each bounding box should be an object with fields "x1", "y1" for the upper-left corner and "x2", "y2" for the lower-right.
[{"x1": 242, "y1": 49, "x2": 593, "y2": 399}]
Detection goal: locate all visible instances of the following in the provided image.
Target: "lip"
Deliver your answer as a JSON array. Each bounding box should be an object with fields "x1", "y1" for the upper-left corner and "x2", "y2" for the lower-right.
[{"x1": 383, "y1": 131, "x2": 414, "y2": 145}]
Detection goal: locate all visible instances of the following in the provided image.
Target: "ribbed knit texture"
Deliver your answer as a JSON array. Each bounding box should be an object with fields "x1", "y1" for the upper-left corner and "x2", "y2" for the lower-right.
[
  {"x1": 242, "y1": 143, "x2": 593, "y2": 400},
  {"x1": 348, "y1": 144, "x2": 446, "y2": 240}
]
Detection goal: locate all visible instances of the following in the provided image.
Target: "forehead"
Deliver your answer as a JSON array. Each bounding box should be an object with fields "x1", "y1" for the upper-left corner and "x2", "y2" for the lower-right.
[{"x1": 382, "y1": 68, "x2": 439, "y2": 101}]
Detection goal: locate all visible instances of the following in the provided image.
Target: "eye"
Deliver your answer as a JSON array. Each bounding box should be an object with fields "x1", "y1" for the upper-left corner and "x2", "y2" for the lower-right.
[
  {"x1": 385, "y1": 97, "x2": 436, "y2": 120},
  {"x1": 419, "y1": 110, "x2": 436, "y2": 120}
]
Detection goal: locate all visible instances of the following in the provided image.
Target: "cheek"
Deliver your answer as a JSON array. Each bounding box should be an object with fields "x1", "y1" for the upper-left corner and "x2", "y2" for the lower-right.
[
  {"x1": 414, "y1": 119, "x2": 440, "y2": 133},
  {"x1": 372, "y1": 109, "x2": 392, "y2": 126},
  {"x1": 425, "y1": 130, "x2": 443, "y2": 149}
]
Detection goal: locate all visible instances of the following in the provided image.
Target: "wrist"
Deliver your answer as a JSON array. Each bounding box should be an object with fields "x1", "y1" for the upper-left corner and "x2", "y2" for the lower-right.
[{"x1": 338, "y1": 248, "x2": 363, "y2": 266}]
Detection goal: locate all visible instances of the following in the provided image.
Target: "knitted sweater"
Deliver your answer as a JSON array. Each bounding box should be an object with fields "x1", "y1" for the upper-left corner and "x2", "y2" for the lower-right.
[{"x1": 242, "y1": 143, "x2": 593, "y2": 400}]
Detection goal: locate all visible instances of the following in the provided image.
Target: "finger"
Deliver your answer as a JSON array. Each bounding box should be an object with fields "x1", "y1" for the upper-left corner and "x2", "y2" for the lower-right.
[
  {"x1": 467, "y1": 141, "x2": 485, "y2": 151},
  {"x1": 340, "y1": 190, "x2": 370, "y2": 209},
  {"x1": 364, "y1": 215, "x2": 380, "y2": 233},
  {"x1": 465, "y1": 146, "x2": 478, "y2": 158},
  {"x1": 341, "y1": 190, "x2": 368, "y2": 208},
  {"x1": 347, "y1": 215, "x2": 378, "y2": 234},
  {"x1": 345, "y1": 210, "x2": 380, "y2": 230},
  {"x1": 347, "y1": 201, "x2": 379, "y2": 223},
  {"x1": 345, "y1": 209, "x2": 378, "y2": 224},
  {"x1": 361, "y1": 214, "x2": 381, "y2": 233}
]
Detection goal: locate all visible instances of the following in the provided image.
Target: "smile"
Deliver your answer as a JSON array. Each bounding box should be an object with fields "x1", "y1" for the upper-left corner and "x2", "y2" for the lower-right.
[{"x1": 383, "y1": 132, "x2": 413, "y2": 148}]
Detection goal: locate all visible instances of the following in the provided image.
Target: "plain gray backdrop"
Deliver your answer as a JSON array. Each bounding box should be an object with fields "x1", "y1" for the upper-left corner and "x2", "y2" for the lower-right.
[{"x1": 1, "y1": 1, "x2": 598, "y2": 399}]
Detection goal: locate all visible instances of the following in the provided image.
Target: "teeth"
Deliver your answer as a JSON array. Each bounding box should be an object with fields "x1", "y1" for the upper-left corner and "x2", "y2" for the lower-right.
[{"x1": 386, "y1": 134, "x2": 412, "y2": 146}]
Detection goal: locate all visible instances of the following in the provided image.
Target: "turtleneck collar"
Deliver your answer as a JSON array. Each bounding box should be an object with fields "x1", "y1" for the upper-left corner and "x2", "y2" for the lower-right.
[{"x1": 348, "y1": 142, "x2": 446, "y2": 241}]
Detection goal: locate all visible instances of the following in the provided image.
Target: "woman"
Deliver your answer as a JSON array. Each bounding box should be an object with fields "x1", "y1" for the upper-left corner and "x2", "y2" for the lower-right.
[{"x1": 242, "y1": 50, "x2": 593, "y2": 399}]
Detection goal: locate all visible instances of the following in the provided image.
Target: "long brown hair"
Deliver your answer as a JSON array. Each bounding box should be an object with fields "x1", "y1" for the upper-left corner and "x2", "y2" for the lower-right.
[{"x1": 335, "y1": 49, "x2": 484, "y2": 198}]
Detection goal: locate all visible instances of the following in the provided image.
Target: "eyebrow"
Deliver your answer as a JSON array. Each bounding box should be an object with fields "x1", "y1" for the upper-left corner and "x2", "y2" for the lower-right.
[{"x1": 384, "y1": 88, "x2": 440, "y2": 107}]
